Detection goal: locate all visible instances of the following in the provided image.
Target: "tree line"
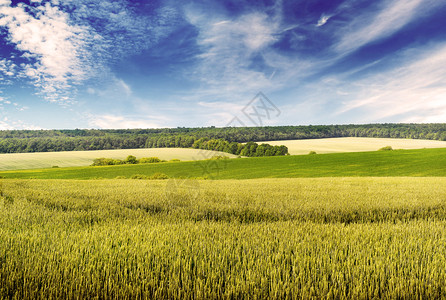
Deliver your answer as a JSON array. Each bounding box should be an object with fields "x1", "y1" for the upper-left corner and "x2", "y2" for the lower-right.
[
  {"x1": 191, "y1": 138, "x2": 289, "y2": 157},
  {"x1": 0, "y1": 124, "x2": 445, "y2": 154}
]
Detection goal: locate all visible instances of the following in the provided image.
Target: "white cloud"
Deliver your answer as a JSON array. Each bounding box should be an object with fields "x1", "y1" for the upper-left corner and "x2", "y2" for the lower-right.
[
  {"x1": 0, "y1": 2, "x2": 93, "y2": 103},
  {"x1": 184, "y1": 8, "x2": 283, "y2": 104},
  {"x1": 0, "y1": 118, "x2": 42, "y2": 130},
  {"x1": 0, "y1": 59, "x2": 16, "y2": 77},
  {"x1": 88, "y1": 114, "x2": 163, "y2": 129},
  {"x1": 335, "y1": 42, "x2": 446, "y2": 122},
  {"x1": 83, "y1": 76, "x2": 134, "y2": 101},
  {"x1": 117, "y1": 79, "x2": 132, "y2": 97},
  {"x1": 66, "y1": 0, "x2": 179, "y2": 58},
  {"x1": 316, "y1": 14, "x2": 331, "y2": 27},
  {"x1": 0, "y1": 1, "x2": 179, "y2": 104},
  {"x1": 335, "y1": 0, "x2": 440, "y2": 53}
]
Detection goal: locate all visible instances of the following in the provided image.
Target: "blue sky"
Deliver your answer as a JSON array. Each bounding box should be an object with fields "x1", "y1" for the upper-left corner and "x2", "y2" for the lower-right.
[{"x1": 0, "y1": 0, "x2": 445, "y2": 129}]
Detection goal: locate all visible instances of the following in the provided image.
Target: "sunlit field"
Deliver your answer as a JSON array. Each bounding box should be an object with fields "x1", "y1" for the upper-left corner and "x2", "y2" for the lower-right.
[
  {"x1": 1, "y1": 143, "x2": 445, "y2": 298},
  {"x1": 262, "y1": 137, "x2": 446, "y2": 155},
  {"x1": 1, "y1": 147, "x2": 445, "y2": 179},
  {"x1": 0, "y1": 148, "x2": 237, "y2": 171},
  {"x1": 1, "y1": 178, "x2": 445, "y2": 298}
]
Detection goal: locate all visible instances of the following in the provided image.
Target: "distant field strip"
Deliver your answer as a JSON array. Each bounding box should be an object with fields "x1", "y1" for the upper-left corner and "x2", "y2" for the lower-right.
[
  {"x1": 262, "y1": 137, "x2": 446, "y2": 155},
  {"x1": 0, "y1": 148, "x2": 237, "y2": 171},
  {"x1": 2, "y1": 148, "x2": 446, "y2": 179}
]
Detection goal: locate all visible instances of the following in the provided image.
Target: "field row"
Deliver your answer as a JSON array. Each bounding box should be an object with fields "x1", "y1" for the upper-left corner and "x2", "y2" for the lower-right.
[
  {"x1": 2, "y1": 219, "x2": 444, "y2": 299},
  {"x1": 2, "y1": 177, "x2": 446, "y2": 224},
  {"x1": 1, "y1": 178, "x2": 446, "y2": 298},
  {"x1": 0, "y1": 148, "x2": 238, "y2": 171},
  {"x1": 1, "y1": 147, "x2": 446, "y2": 179},
  {"x1": 264, "y1": 137, "x2": 446, "y2": 155}
]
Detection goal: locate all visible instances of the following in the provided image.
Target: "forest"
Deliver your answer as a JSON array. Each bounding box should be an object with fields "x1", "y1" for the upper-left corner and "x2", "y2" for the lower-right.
[{"x1": 0, "y1": 123, "x2": 445, "y2": 154}]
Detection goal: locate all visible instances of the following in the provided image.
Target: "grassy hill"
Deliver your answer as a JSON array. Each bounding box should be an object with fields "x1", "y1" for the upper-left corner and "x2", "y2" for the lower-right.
[
  {"x1": 1, "y1": 148, "x2": 445, "y2": 179},
  {"x1": 1, "y1": 137, "x2": 445, "y2": 172},
  {"x1": 262, "y1": 137, "x2": 446, "y2": 155},
  {"x1": 0, "y1": 148, "x2": 238, "y2": 171}
]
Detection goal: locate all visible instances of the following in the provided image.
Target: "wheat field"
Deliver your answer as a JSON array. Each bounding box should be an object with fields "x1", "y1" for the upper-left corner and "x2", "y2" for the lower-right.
[
  {"x1": 1, "y1": 177, "x2": 445, "y2": 298},
  {"x1": 0, "y1": 148, "x2": 237, "y2": 171},
  {"x1": 262, "y1": 137, "x2": 446, "y2": 155}
]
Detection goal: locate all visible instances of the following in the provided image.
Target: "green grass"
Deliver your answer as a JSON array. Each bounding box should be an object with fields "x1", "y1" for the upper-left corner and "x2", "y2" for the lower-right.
[
  {"x1": 2, "y1": 137, "x2": 444, "y2": 172},
  {"x1": 1, "y1": 148, "x2": 445, "y2": 179},
  {"x1": 0, "y1": 148, "x2": 237, "y2": 171},
  {"x1": 1, "y1": 178, "x2": 445, "y2": 298},
  {"x1": 263, "y1": 137, "x2": 446, "y2": 155}
]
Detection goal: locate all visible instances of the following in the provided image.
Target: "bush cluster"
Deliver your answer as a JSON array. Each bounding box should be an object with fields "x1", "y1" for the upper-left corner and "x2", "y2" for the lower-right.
[
  {"x1": 130, "y1": 173, "x2": 169, "y2": 180},
  {"x1": 378, "y1": 146, "x2": 393, "y2": 151},
  {"x1": 92, "y1": 156, "x2": 164, "y2": 166}
]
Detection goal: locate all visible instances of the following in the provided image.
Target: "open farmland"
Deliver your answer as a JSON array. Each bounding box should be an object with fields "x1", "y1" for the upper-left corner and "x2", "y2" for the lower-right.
[
  {"x1": 1, "y1": 178, "x2": 445, "y2": 298},
  {"x1": 1, "y1": 138, "x2": 445, "y2": 298},
  {"x1": 2, "y1": 137, "x2": 445, "y2": 172},
  {"x1": 262, "y1": 137, "x2": 446, "y2": 155},
  {"x1": 1, "y1": 147, "x2": 446, "y2": 179},
  {"x1": 0, "y1": 148, "x2": 237, "y2": 171}
]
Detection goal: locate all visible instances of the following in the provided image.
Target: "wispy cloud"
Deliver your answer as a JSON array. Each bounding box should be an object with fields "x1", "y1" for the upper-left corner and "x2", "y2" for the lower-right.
[
  {"x1": 334, "y1": 0, "x2": 439, "y2": 53},
  {"x1": 117, "y1": 79, "x2": 132, "y2": 97},
  {"x1": 66, "y1": 0, "x2": 179, "y2": 57},
  {"x1": 88, "y1": 114, "x2": 164, "y2": 129},
  {"x1": 335, "y1": 42, "x2": 446, "y2": 122},
  {"x1": 0, "y1": 94, "x2": 28, "y2": 111},
  {"x1": 316, "y1": 14, "x2": 331, "y2": 27},
  {"x1": 184, "y1": 7, "x2": 281, "y2": 103},
  {"x1": 0, "y1": 116, "x2": 42, "y2": 130}
]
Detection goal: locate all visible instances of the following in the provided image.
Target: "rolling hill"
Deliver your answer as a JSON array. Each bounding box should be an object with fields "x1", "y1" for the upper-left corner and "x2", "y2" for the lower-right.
[
  {"x1": 261, "y1": 137, "x2": 446, "y2": 155},
  {"x1": 1, "y1": 148, "x2": 445, "y2": 179},
  {"x1": 0, "y1": 148, "x2": 238, "y2": 171}
]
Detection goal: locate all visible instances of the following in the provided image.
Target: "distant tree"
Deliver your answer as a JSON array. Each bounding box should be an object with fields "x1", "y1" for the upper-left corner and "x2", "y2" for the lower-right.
[{"x1": 125, "y1": 155, "x2": 138, "y2": 164}]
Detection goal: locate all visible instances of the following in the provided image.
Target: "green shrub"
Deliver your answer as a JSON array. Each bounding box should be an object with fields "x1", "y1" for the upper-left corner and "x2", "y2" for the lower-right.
[
  {"x1": 91, "y1": 158, "x2": 124, "y2": 166},
  {"x1": 130, "y1": 173, "x2": 169, "y2": 180},
  {"x1": 379, "y1": 146, "x2": 393, "y2": 151},
  {"x1": 309, "y1": 151, "x2": 317, "y2": 155},
  {"x1": 208, "y1": 155, "x2": 229, "y2": 160},
  {"x1": 125, "y1": 155, "x2": 138, "y2": 164},
  {"x1": 139, "y1": 157, "x2": 162, "y2": 164},
  {"x1": 150, "y1": 173, "x2": 169, "y2": 180},
  {"x1": 92, "y1": 158, "x2": 113, "y2": 166},
  {"x1": 169, "y1": 159, "x2": 181, "y2": 162},
  {"x1": 130, "y1": 174, "x2": 150, "y2": 179}
]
